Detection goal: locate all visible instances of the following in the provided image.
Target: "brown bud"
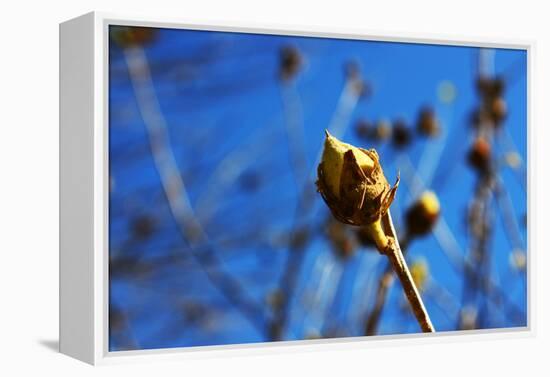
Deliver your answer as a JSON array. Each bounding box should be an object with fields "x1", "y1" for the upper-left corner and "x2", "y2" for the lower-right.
[
  {"x1": 509, "y1": 249, "x2": 527, "y2": 272},
  {"x1": 406, "y1": 191, "x2": 440, "y2": 237},
  {"x1": 317, "y1": 131, "x2": 399, "y2": 227},
  {"x1": 410, "y1": 259, "x2": 430, "y2": 291},
  {"x1": 476, "y1": 76, "x2": 504, "y2": 100},
  {"x1": 374, "y1": 120, "x2": 392, "y2": 141},
  {"x1": 358, "y1": 120, "x2": 391, "y2": 143},
  {"x1": 279, "y1": 45, "x2": 302, "y2": 81},
  {"x1": 355, "y1": 119, "x2": 373, "y2": 141},
  {"x1": 344, "y1": 60, "x2": 361, "y2": 81},
  {"x1": 491, "y1": 97, "x2": 507, "y2": 124},
  {"x1": 131, "y1": 215, "x2": 156, "y2": 240},
  {"x1": 459, "y1": 306, "x2": 478, "y2": 330},
  {"x1": 351, "y1": 79, "x2": 371, "y2": 98},
  {"x1": 416, "y1": 107, "x2": 440, "y2": 137},
  {"x1": 392, "y1": 119, "x2": 412, "y2": 148},
  {"x1": 343, "y1": 61, "x2": 370, "y2": 98},
  {"x1": 111, "y1": 26, "x2": 156, "y2": 47},
  {"x1": 505, "y1": 152, "x2": 521, "y2": 169},
  {"x1": 470, "y1": 107, "x2": 489, "y2": 129},
  {"x1": 468, "y1": 137, "x2": 491, "y2": 173}
]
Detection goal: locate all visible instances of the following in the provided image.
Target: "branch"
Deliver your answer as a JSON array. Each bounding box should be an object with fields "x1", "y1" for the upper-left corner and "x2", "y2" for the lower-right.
[
  {"x1": 123, "y1": 46, "x2": 266, "y2": 334},
  {"x1": 382, "y1": 211, "x2": 434, "y2": 332}
]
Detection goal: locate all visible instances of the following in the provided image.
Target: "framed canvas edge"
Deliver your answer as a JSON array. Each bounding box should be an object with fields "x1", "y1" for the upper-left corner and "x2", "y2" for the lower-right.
[{"x1": 85, "y1": 11, "x2": 535, "y2": 365}]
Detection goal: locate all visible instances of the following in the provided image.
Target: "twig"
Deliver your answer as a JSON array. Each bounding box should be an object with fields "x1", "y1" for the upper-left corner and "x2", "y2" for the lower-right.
[
  {"x1": 123, "y1": 46, "x2": 266, "y2": 334},
  {"x1": 363, "y1": 210, "x2": 434, "y2": 335},
  {"x1": 269, "y1": 78, "x2": 362, "y2": 340},
  {"x1": 382, "y1": 211, "x2": 435, "y2": 332},
  {"x1": 494, "y1": 178, "x2": 525, "y2": 250},
  {"x1": 431, "y1": 216, "x2": 526, "y2": 323},
  {"x1": 281, "y1": 81, "x2": 308, "y2": 189},
  {"x1": 194, "y1": 126, "x2": 281, "y2": 223}
]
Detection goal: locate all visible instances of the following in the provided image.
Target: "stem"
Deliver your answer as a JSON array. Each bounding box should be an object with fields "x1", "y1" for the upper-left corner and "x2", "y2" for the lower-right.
[
  {"x1": 123, "y1": 46, "x2": 266, "y2": 333},
  {"x1": 383, "y1": 211, "x2": 435, "y2": 333},
  {"x1": 269, "y1": 78, "x2": 362, "y2": 340}
]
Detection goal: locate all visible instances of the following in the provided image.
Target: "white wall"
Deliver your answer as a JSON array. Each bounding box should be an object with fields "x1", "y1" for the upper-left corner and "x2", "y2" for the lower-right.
[{"x1": 1, "y1": 0, "x2": 548, "y2": 375}]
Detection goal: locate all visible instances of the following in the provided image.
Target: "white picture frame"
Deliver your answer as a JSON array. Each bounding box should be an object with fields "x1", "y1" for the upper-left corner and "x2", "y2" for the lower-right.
[{"x1": 59, "y1": 11, "x2": 534, "y2": 365}]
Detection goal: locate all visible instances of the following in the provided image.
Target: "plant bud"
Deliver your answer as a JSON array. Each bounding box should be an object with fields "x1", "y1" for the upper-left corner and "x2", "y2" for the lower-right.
[
  {"x1": 416, "y1": 107, "x2": 440, "y2": 137},
  {"x1": 374, "y1": 120, "x2": 392, "y2": 141},
  {"x1": 131, "y1": 215, "x2": 156, "y2": 240},
  {"x1": 351, "y1": 79, "x2": 371, "y2": 98},
  {"x1": 437, "y1": 80, "x2": 456, "y2": 104},
  {"x1": 406, "y1": 191, "x2": 440, "y2": 236},
  {"x1": 279, "y1": 45, "x2": 302, "y2": 81},
  {"x1": 354, "y1": 119, "x2": 372, "y2": 141},
  {"x1": 468, "y1": 137, "x2": 491, "y2": 173},
  {"x1": 505, "y1": 152, "x2": 521, "y2": 169},
  {"x1": 476, "y1": 76, "x2": 504, "y2": 99},
  {"x1": 344, "y1": 60, "x2": 361, "y2": 81},
  {"x1": 317, "y1": 131, "x2": 399, "y2": 228},
  {"x1": 410, "y1": 259, "x2": 429, "y2": 291},
  {"x1": 111, "y1": 26, "x2": 156, "y2": 47},
  {"x1": 459, "y1": 306, "x2": 478, "y2": 330},
  {"x1": 470, "y1": 108, "x2": 488, "y2": 129},
  {"x1": 509, "y1": 249, "x2": 527, "y2": 271},
  {"x1": 392, "y1": 119, "x2": 412, "y2": 148},
  {"x1": 491, "y1": 97, "x2": 507, "y2": 124}
]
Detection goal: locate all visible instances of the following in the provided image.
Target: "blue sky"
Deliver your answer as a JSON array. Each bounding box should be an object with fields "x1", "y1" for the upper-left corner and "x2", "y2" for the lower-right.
[{"x1": 108, "y1": 26, "x2": 527, "y2": 351}]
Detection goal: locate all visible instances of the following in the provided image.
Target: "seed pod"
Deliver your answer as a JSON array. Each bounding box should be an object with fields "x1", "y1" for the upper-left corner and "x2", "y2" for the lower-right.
[
  {"x1": 476, "y1": 76, "x2": 504, "y2": 100},
  {"x1": 344, "y1": 60, "x2": 361, "y2": 81},
  {"x1": 459, "y1": 306, "x2": 478, "y2": 330},
  {"x1": 343, "y1": 60, "x2": 371, "y2": 98},
  {"x1": 410, "y1": 259, "x2": 429, "y2": 291},
  {"x1": 350, "y1": 79, "x2": 371, "y2": 98},
  {"x1": 279, "y1": 45, "x2": 302, "y2": 81},
  {"x1": 470, "y1": 107, "x2": 489, "y2": 130},
  {"x1": 437, "y1": 80, "x2": 457, "y2": 104},
  {"x1": 374, "y1": 120, "x2": 392, "y2": 141},
  {"x1": 111, "y1": 26, "x2": 156, "y2": 47},
  {"x1": 317, "y1": 131, "x2": 399, "y2": 227},
  {"x1": 406, "y1": 191, "x2": 440, "y2": 237},
  {"x1": 505, "y1": 152, "x2": 521, "y2": 169},
  {"x1": 354, "y1": 119, "x2": 373, "y2": 141},
  {"x1": 509, "y1": 249, "x2": 527, "y2": 272},
  {"x1": 392, "y1": 119, "x2": 412, "y2": 149},
  {"x1": 416, "y1": 107, "x2": 440, "y2": 137},
  {"x1": 491, "y1": 97, "x2": 507, "y2": 124},
  {"x1": 131, "y1": 215, "x2": 156, "y2": 240},
  {"x1": 467, "y1": 137, "x2": 492, "y2": 173}
]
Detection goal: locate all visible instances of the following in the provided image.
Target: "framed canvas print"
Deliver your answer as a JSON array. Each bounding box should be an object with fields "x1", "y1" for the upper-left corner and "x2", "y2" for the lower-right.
[{"x1": 59, "y1": 12, "x2": 532, "y2": 365}]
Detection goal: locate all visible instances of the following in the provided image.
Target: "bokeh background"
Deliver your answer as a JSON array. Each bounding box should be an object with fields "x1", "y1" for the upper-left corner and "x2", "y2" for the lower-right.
[{"x1": 108, "y1": 25, "x2": 527, "y2": 351}]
